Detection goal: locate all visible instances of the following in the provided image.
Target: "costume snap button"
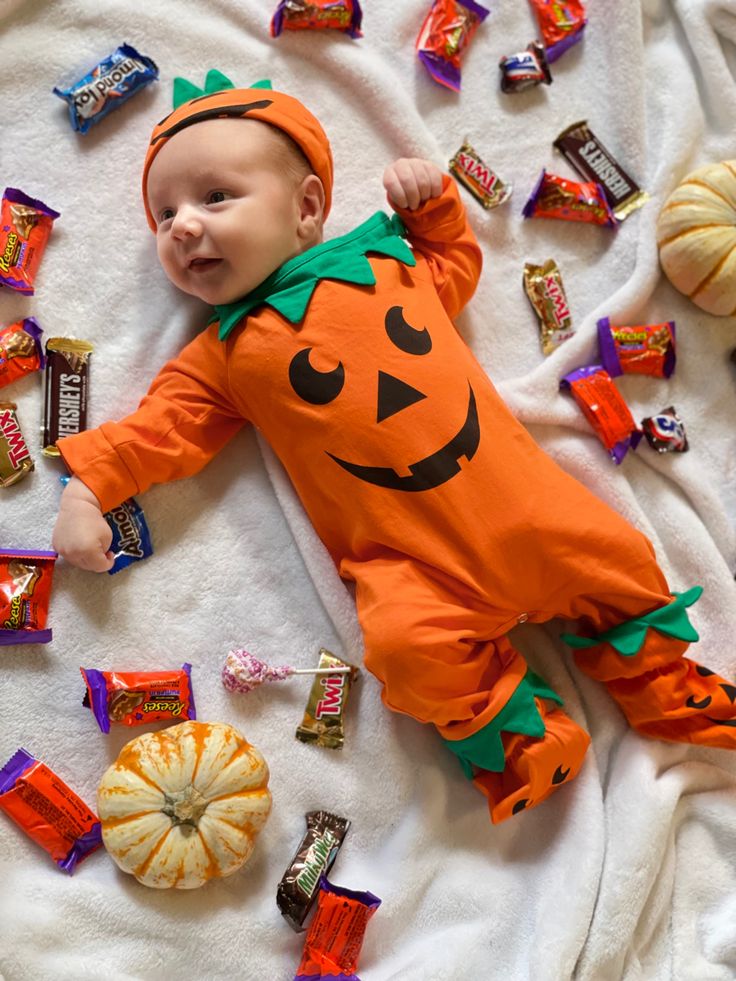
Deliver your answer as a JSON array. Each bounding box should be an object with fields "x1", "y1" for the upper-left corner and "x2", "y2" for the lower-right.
[{"x1": 518, "y1": 613, "x2": 529, "y2": 623}]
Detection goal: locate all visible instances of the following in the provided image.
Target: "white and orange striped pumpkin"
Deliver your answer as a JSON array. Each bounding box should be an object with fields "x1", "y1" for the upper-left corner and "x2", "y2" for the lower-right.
[
  {"x1": 97, "y1": 721, "x2": 272, "y2": 889},
  {"x1": 656, "y1": 160, "x2": 736, "y2": 316}
]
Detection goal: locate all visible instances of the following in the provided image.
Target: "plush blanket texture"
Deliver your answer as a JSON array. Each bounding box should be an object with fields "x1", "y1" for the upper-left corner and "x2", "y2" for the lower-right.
[{"x1": 1, "y1": 1, "x2": 736, "y2": 978}]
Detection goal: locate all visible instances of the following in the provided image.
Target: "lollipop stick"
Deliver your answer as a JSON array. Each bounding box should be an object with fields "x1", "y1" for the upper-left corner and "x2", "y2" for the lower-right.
[{"x1": 291, "y1": 666, "x2": 352, "y2": 676}]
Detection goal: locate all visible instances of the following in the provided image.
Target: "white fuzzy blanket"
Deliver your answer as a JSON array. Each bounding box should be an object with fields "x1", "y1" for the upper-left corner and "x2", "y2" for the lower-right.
[{"x1": 2, "y1": 1, "x2": 736, "y2": 978}]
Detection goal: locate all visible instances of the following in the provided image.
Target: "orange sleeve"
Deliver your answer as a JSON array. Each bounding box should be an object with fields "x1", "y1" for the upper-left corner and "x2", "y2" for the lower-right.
[
  {"x1": 390, "y1": 174, "x2": 483, "y2": 320},
  {"x1": 57, "y1": 322, "x2": 247, "y2": 513}
]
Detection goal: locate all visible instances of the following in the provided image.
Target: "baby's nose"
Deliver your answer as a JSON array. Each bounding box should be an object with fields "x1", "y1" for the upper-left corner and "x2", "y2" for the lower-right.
[{"x1": 172, "y1": 205, "x2": 203, "y2": 237}]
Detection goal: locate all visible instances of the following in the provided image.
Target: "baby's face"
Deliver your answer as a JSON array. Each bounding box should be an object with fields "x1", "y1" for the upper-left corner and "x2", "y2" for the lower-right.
[{"x1": 147, "y1": 118, "x2": 307, "y2": 305}]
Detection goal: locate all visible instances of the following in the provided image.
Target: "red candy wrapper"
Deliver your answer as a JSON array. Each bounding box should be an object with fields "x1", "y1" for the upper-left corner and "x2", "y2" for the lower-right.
[
  {"x1": 523, "y1": 169, "x2": 616, "y2": 227},
  {"x1": 597, "y1": 317, "x2": 676, "y2": 378},
  {"x1": 294, "y1": 876, "x2": 381, "y2": 981},
  {"x1": 80, "y1": 664, "x2": 197, "y2": 733},
  {"x1": 0, "y1": 748, "x2": 102, "y2": 873},
  {"x1": 271, "y1": 0, "x2": 363, "y2": 38},
  {"x1": 529, "y1": 0, "x2": 587, "y2": 62},
  {"x1": 0, "y1": 549, "x2": 56, "y2": 645},
  {"x1": 416, "y1": 0, "x2": 490, "y2": 92},
  {"x1": 560, "y1": 365, "x2": 642, "y2": 464},
  {"x1": 499, "y1": 41, "x2": 552, "y2": 93},
  {"x1": 0, "y1": 188, "x2": 60, "y2": 294},
  {"x1": 0, "y1": 318, "x2": 45, "y2": 388}
]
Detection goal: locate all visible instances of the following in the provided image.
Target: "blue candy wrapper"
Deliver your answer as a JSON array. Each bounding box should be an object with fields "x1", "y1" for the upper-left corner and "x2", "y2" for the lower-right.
[
  {"x1": 53, "y1": 43, "x2": 159, "y2": 134},
  {"x1": 106, "y1": 498, "x2": 154, "y2": 574}
]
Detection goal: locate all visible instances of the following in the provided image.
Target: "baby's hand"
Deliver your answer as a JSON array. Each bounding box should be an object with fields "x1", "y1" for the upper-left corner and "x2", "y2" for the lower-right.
[
  {"x1": 52, "y1": 477, "x2": 114, "y2": 573},
  {"x1": 383, "y1": 158, "x2": 444, "y2": 211}
]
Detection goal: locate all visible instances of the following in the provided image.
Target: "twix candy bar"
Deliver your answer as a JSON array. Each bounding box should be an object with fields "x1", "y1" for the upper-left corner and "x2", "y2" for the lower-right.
[
  {"x1": 295, "y1": 648, "x2": 359, "y2": 749},
  {"x1": 42, "y1": 337, "x2": 93, "y2": 457},
  {"x1": 523, "y1": 259, "x2": 575, "y2": 354},
  {"x1": 0, "y1": 402, "x2": 33, "y2": 487},
  {"x1": 449, "y1": 141, "x2": 512, "y2": 209}
]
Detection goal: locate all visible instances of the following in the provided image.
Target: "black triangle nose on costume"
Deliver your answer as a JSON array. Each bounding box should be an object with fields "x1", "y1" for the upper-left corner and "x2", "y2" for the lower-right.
[{"x1": 377, "y1": 370, "x2": 427, "y2": 423}]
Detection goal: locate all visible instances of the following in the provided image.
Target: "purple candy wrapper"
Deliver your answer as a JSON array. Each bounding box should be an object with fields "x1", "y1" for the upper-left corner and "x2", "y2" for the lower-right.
[
  {"x1": 560, "y1": 365, "x2": 642, "y2": 465},
  {"x1": 81, "y1": 663, "x2": 196, "y2": 733},
  {"x1": 597, "y1": 317, "x2": 676, "y2": 379},
  {"x1": 416, "y1": 0, "x2": 490, "y2": 92}
]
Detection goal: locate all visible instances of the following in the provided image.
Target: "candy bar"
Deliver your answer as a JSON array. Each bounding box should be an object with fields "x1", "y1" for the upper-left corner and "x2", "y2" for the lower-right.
[
  {"x1": 80, "y1": 664, "x2": 196, "y2": 733},
  {"x1": 597, "y1": 318, "x2": 676, "y2": 378},
  {"x1": 560, "y1": 365, "x2": 642, "y2": 464},
  {"x1": 499, "y1": 41, "x2": 552, "y2": 93},
  {"x1": 42, "y1": 337, "x2": 93, "y2": 457},
  {"x1": 553, "y1": 121, "x2": 649, "y2": 220},
  {"x1": 529, "y1": 0, "x2": 587, "y2": 62},
  {"x1": 449, "y1": 141, "x2": 512, "y2": 209},
  {"x1": 106, "y1": 498, "x2": 154, "y2": 574},
  {"x1": 0, "y1": 318, "x2": 45, "y2": 388},
  {"x1": 0, "y1": 402, "x2": 33, "y2": 487},
  {"x1": 277, "y1": 810, "x2": 350, "y2": 931},
  {"x1": 523, "y1": 260, "x2": 575, "y2": 354},
  {"x1": 270, "y1": 0, "x2": 363, "y2": 37},
  {"x1": 0, "y1": 749, "x2": 102, "y2": 872},
  {"x1": 0, "y1": 189, "x2": 60, "y2": 294},
  {"x1": 523, "y1": 169, "x2": 616, "y2": 227},
  {"x1": 53, "y1": 43, "x2": 159, "y2": 134},
  {"x1": 641, "y1": 406, "x2": 688, "y2": 453},
  {"x1": 294, "y1": 876, "x2": 381, "y2": 980},
  {"x1": 295, "y1": 648, "x2": 359, "y2": 749},
  {"x1": 0, "y1": 550, "x2": 56, "y2": 645},
  {"x1": 416, "y1": 0, "x2": 490, "y2": 92}
]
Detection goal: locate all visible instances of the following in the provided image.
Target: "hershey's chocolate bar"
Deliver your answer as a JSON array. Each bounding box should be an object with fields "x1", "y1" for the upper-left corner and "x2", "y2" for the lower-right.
[
  {"x1": 42, "y1": 337, "x2": 93, "y2": 456},
  {"x1": 553, "y1": 120, "x2": 649, "y2": 220}
]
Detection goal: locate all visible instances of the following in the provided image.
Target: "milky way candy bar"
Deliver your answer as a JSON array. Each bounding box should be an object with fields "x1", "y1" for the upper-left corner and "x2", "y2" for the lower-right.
[
  {"x1": 553, "y1": 121, "x2": 649, "y2": 221},
  {"x1": 42, "y1": 338, "x2": 92, "y2": 457}
]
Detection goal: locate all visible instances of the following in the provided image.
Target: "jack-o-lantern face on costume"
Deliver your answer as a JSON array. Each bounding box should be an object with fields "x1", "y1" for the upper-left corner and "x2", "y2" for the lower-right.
[{"x1": 288, "y1": 305, "x2": 481, "y2": 491}]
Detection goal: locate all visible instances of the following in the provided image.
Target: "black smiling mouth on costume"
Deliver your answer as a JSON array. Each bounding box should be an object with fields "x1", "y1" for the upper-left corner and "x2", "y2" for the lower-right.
[{"x1": 327, "y1": 382, "x2": 480, "y2": 491}]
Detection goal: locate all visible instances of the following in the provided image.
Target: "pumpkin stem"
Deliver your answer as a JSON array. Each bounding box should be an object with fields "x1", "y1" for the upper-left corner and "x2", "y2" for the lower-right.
[{"x1": 162, "y1": 787, "x2": 209, "y2": 827}]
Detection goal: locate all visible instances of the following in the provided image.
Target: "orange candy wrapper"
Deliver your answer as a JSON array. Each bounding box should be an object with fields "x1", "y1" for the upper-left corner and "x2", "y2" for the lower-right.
[
  {"x1": 560, "y1": 365, "x2": 642, "y2": 465},
  {"x1": 270, "y1": 0, "x2": 363, "y2": 37},
  {"x1": 0, "y1": 549, "x2": 56, "y2": 645},
  {"x1": 0, "y1": 318, "x2": 45, "y2": 388},
  {"x1": 294, "y1": 876, "x2": 381, "y2": 981},
  {"x1": 0, "y1": 188, "x2": 60, "y2": 294},
  {"x1": 80, "y1": 664, "x2": 197, "y2": 733},
  {"x1": 0, "y1": 748, "x2": 102, "y2": 872}
]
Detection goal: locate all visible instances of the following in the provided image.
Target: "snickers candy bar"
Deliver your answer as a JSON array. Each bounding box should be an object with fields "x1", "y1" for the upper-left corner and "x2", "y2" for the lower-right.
[
  {"x1": 553, "y1": 120, "x2": 649, "y2": 220},
  {"x1": 42, "y1": 337, "x2": 92, "y2": 457}
]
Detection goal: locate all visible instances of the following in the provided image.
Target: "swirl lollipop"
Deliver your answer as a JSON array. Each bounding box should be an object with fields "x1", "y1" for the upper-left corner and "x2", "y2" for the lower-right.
[{"x1": 222, "y1": 648, "x2": 351, "y2": 694}]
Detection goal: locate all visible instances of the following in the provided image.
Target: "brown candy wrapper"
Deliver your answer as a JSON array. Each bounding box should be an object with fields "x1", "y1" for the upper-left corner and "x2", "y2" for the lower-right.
[
  {"x1": 0, "y1": 401, "x2": 33, "y2": 487},
  {"x1": 553, "y1": 120, "x2": 649, "y2": 221},
  {"x1": 295, "y1": 648, "x2": 359, "y2": 749},
  {"x1": 277, "y1": 810, "x2": 350, "y2": 931},
  {"x1": 449, "y1": 141, "x2": 512, "y2": 210},
  {"x1": 42, "y1": 337, "x2": 92, "y2": 457},
  {"x1": 523, "y1": 260, "x2": 575, "y2": 354}
]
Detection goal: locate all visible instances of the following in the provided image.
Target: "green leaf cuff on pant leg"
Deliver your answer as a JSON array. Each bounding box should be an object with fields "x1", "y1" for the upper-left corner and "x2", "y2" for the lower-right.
[
  {"x1": 442, "y1": 670, "x2": 563, "y2": 778},
  {"x1": 560, "y1": 586, "x2": 703, "y2": 657}
]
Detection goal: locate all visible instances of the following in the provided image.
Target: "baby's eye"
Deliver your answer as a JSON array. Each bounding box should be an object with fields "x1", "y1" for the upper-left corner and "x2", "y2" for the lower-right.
[
  {"x1": 158, "y1": 207, "x2": 175, "y2": 223},
  {"x1": 206, "y1": 190, "x2": 229, "y2": 204}
]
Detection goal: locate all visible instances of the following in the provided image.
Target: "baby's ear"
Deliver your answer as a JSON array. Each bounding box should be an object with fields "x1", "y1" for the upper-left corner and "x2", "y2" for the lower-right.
[{"x1": 297, "y1": 175, "x2": 325, "y2": 241}]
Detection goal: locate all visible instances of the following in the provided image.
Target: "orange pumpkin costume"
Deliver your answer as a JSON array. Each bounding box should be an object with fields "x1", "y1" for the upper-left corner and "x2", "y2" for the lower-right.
[{"x1": 58, "y1": 78, "x2": 736, "y2": 823}]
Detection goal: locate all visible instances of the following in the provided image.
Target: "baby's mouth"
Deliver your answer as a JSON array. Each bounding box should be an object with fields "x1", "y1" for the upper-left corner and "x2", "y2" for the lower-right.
[{"x1": 188, "y1": 257, "x2": 222, "y2": 271}]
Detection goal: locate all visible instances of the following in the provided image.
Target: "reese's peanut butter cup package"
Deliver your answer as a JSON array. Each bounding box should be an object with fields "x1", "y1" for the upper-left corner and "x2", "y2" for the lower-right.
[
  {"x1": 80, "y1": 665, "x2": 196, "y2": 733},
  {"x1": 295, "y1": 648, "x2": 359, "y2": 749},
  {"x1": 0, "y1": 748, "x2": 102, "y2": 872},
  {"x1": 0, "y1": 318, "x2": 45, "y2": 389},
  {"x1": 560, "y1": 365, "x2": 642, "y2": 464},
  {"x1": 271, "y1": 0, "x2": 363, "y2": 37},
  {"x1": 0, "y1": 189, "x2": 60, "y2": 294},
  {"x1": 0, "y1": 549, "x2": 56, "y2": 645},
  {"x1": 416, "y1": 0, "x2": 490, "y2": 91}
]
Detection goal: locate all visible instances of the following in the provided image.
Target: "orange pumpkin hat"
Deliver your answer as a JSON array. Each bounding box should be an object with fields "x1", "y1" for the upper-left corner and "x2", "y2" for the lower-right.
[{"x1": 141, "y1": 71, "x2": 334, "y2": 231}]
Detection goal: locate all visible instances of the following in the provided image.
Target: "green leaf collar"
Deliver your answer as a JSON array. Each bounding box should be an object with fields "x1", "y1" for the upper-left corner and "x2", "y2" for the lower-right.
[{"x1": 212, "y1": 211, "x2": 416, "y2": 341}]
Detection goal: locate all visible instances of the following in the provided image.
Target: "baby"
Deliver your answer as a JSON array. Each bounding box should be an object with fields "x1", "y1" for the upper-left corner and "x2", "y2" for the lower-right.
[{"x1": 53, "y1": 75, "x2": 736, "y2": 823}]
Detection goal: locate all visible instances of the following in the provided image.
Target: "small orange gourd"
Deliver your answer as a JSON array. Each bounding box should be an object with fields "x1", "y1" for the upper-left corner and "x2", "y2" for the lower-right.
[{"x1": 97, "y1": 720, "x2": 272, "y2": 889}]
